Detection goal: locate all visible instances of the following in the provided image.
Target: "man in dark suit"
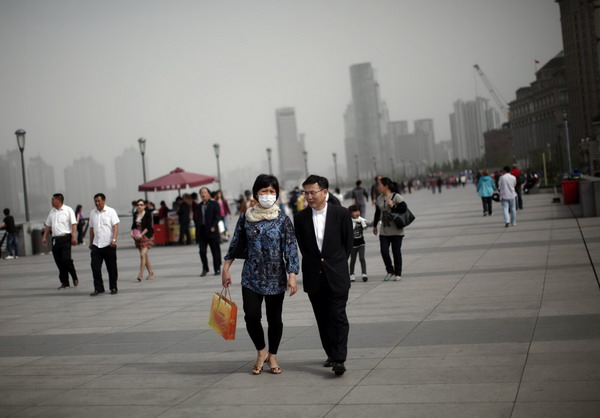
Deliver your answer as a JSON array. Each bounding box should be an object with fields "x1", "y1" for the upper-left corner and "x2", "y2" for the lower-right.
[
  {"x1": 294, "y1": 175, "x2": 353, "y2": 376},
  {"x1": 195, "y1": 187, "x2": 222, "y2": 276}
]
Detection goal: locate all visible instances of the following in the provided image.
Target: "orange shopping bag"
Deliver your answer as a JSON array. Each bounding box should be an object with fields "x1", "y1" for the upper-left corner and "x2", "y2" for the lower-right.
[{"x1": 208, "y1": 287, "x2": 237, "y2": 340}]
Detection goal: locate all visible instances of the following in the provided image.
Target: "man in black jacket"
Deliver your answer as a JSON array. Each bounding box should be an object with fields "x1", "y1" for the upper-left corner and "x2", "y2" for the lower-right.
[
  {"x1": 195, "y1": 187, "x2": 222, "y2": 276},
  {"x1": 294, "y1": 175, "x2": 353, "y2": 376}
]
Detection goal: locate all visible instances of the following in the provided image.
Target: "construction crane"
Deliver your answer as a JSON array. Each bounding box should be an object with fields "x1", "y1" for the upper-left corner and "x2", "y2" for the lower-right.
[{"x1": 473, "y1": 64, "x2": 509, "y2": 119}]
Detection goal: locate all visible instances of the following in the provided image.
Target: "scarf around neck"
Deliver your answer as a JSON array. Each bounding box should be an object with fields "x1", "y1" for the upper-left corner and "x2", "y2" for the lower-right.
[{"x1": 245, "y1": 204, "x2": 280, "y2": 222}]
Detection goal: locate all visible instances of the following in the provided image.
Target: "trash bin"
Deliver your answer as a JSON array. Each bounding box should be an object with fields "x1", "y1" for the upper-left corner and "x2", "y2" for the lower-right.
[
  {"x1": 561, "y1": 180, "x2": 579, "y2": 204},
  {"x1": 153, "y1": 224, "x2": 167, "y2": 245},
  {"x1": 31, "y1": 228, "x2": 52, "y2": 255}
]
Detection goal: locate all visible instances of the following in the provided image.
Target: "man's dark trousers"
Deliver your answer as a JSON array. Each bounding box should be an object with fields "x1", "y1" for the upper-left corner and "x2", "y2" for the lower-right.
[
  {"x1": 90, "y1": 245, "x2": 118, "y2": 291},
  {"x1": 198, "y1": 225, "x2": 221, "y2": 273},
  {"x1": 307, "y1": 275, "x2": 349, "y2": 363},
  {"x1": 52, "y1": 235, "x2": 78, "y2": 286}
]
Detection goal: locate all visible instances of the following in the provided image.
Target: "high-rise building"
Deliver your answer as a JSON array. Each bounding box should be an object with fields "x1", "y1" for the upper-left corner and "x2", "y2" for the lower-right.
[
  {"x1": 27, "y1": 156, "x2": 55, "y2": 219},
  {"x1": 114, "y1": 147, "x2": 144, "y2": 212},
  {"x1": 275, "y1": 107, "x2": 305, "y2": 185},
  {"x1": 389, "y1": 120, "x2": 436, "y2": 177},
  {"x1": 509, "y1": 52, "x2": 568, "y2": 170},
  {"x1": 556, "y1": 0, "x2": 600, "y2": 174},
  {"x1": 348, "y1": 63, "x2": 387, "y2": 179},
  {"x1": 64, "y1": 157, "x2": 106, "y2": 209},
  {"x1": 343, "y1": 103, "x2": 358, "y2": 180},
  {"x1": 414, "y1": 119, "x2": 435, "y2": 166},
  {"x1": 450, "y1": 97, "x2": 499, "y2": 162}
]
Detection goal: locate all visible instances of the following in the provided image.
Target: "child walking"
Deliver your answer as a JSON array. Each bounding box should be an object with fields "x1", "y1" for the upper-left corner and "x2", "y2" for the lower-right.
[{"x1": 348, "y1": 205, "x2": 368, "y2": 282}]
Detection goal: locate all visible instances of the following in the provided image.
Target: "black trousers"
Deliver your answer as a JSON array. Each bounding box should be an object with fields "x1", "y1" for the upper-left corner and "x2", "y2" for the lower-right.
[
  {"x1": 379, "y1": 235, "x2": 404, "y2": 276},
  {"x1": 242, "y1": 286, "x2": 285, "y2": 354},
  {"x1": 307, "y1": 277, "x2": 349, "y2": 363},
  {"x1": 481, "y1": 196, "x2": 493, "y2": 215},
  {"x1": 52, "y1": 235, "x2": 78, "y2": 286},
  {"x1": 515, "y1": 187, "x2": 523, "y2": 210},
  {"x1": 90, "y1": 245, "x2": 118, "y2": 291},
  {"x1": 179, "y1": 222, "x2": 191, "y2": 244},
  {"x1": 198, "y1": 226, "x2": 221, "y2": 272}
]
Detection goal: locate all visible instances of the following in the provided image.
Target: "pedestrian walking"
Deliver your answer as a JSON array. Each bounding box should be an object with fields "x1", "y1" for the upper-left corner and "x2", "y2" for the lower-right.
[
  {"x1": 348, "y1": 205, "x2": 368, "y2": 282},
  {"x1": 499, "y1": 166, "x2": 517, "y2": 227},
  {"x1": 351, "y1": 180, "x2": 369, "y2": 217},
  {"x1": 476, "y1": 169, "x2": 496, "y2": 216},
  {"x1": 222, "y1": 174, "x2": 299, "y2": 375},
  {"x1": 131, "y1": 199, "x2": 155, "y2": 282},
  {"x1": 195, "y1": 187, "x2": 222, "y2": 276},
  {"x1": 294, "y1": 174, "x2": 353, "y2": 376},
  {"x1": 177, "y1": 195, "x2": 191, "y2": 245},
  {"x1": 373, "y1": 177, "x2": 407, "y2": 282},
  {"x1": 75, "y1": 204, "x2": 85, "y2": 245},
  {"x1": 42, "y1": 194, "x2": 79, "y2": 290},
  {"x1": 88, "y1": 193, "x2": 120, "y2": 295},
  {"x1": 510, "y1": 164, "x2": 525, "y2": 210},
  {"x1": 1, "y1": 208, "x2": 18, "y2": 259}
]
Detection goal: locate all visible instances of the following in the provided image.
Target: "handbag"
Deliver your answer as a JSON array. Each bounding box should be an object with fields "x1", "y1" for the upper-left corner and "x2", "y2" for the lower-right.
[
  {"x1": 382, "y1": 194, "x2": 415, "y2": 229},
  {"x1": 231, "y1": 215, "x2": 248, "y2": 259},
  {"x1": 208, "y1": 287, "x2": 238, "y2": 340},
  {"x1": 492, "y1": 192, "x2": 500, "y2": 202}
]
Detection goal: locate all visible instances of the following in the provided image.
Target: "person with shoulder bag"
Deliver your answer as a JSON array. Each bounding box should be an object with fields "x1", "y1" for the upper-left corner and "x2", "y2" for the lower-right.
[{"x1": 373, "y1": 177, "x2": 407, "y2": 282}]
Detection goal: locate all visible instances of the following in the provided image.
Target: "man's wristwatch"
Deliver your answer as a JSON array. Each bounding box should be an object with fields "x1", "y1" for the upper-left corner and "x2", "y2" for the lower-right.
[{"x1": 112, "y1": 239, "x2": 117, "y2": 243}]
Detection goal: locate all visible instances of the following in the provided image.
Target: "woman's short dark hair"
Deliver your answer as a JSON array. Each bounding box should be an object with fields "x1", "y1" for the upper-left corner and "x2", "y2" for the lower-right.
[{"x1": 252, "y1": 174, "x2": 280, "y2": 200}]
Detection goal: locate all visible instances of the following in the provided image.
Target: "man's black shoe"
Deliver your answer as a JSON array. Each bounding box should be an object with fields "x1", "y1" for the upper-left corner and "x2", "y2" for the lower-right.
[
  {"x1": 89, "y1": 290, "x2": 105, "y2": 296},
  {"x1": 214, "y1": 270, "x2": 221, "y2": 276},
  {"x1": 200, "y1": 270, "x2": 208, "y2": 277},
  {"x1": 332, "y1": 362, "x2": 346, "y2": 376},
  {"x1": 110, "y1": 289, "x2": 118, "y2": 295},
  {"x1": 323, "y1": 359, "x2": 333, "y2": 368}
]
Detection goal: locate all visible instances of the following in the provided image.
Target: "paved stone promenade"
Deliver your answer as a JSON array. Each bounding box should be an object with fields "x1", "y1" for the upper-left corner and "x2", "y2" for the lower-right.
[{"x1": 0, "y1": 186, "x2": 599, "y2": 417}]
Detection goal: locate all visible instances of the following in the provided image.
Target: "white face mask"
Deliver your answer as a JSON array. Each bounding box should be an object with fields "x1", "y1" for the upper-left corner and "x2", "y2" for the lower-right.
[{"x1": 258, "y1": 194, "x2": 277, "y2": 208}]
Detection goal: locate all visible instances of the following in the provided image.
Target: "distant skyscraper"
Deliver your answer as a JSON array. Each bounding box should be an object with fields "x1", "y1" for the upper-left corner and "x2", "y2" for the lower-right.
[
  {"x1": 64, "y1": 156, "x2": 106, "y2": 209},
  {"x1": 414, "y1": 119, "x2": 435, "y2": 166},
  {"x1": 275, "y1": 107, "x2": 305, "y2": 184},
  {"x1": 343, "y1": 103, "x2": 358, "y2": 180},
  {"x1": 0, "y1": 150, "x2": 24, "y2": 220},
  {"x1": 450, "y1": 97, "x2": 499, "y2": 162},
  {"x1": 348, "y1": 63, "x2": 387, "y2": 179},
  {"x1": 27, "y1": 156, "x2": 55, "y2": 218},
  {"x1": 114, "y1": 147, "x2": 144, "y2": 212},
  {"x1": 389, "y1": 120, "x2": 435, "y2": 176}
]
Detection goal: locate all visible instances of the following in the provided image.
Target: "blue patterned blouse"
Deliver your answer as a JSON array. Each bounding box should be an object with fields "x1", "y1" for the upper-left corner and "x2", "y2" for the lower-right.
[{"x1": 224, "y1": 212, "x2": 300, "y2": 295}]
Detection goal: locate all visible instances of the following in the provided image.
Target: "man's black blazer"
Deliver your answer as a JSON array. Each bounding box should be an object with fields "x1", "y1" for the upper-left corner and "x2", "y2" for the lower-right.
[
  {"x1": 294, "y1": 203, "x2": 353, "y2": 294},
  {"x1": 195, "y1": 200, "x2": 221, "y2": 238}
]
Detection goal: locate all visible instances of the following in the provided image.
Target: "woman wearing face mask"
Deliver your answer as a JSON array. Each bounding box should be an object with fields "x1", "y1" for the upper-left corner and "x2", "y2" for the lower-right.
[{"x1": 222, "y1": 174, "x2": 299, "y2": 375}]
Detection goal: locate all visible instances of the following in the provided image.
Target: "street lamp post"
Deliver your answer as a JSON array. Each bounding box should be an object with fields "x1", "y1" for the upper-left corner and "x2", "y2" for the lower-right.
[
  {"x1": 213, "y1": 143, "x2": 222, "y2": 191},
  {"x1": 401, "y1": 159, "x2": 407, "y2": 178},
  {"x1": 332, "y1": 152, "x2": 339, "y2": 188},
  {"x1": 372, "y1": 156, "x2": 378, "y2": 176},
  {"x1": 266, "y1": 148, "x2": 272, "y2": 175},
  {"x1": 15, "y1": 129, "x2": 30, "y2": 222},
  {"x1": 563, "y1": 112, "x2": 572, "y2": 174},
  {"x1": 137, "y1": 137, "x2": 148, "y2": 201},
  {"x1": 354, "y1": 154, "x2": 359, "y2": 180},
  {"x1": 303, "y1": 150, "x2": 308, "y2": 177}
]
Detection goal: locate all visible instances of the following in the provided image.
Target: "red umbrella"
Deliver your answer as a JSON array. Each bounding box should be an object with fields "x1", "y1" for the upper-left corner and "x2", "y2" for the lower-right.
[{"x1": 138, "y1": 167, "x2": 216, "y2": 193}]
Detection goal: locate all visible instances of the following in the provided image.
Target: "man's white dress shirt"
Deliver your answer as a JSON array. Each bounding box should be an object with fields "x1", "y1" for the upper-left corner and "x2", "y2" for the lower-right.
[
  {"x1": 311, "y1": 203, "x2": 328, "y2": 253},
  {"x1": 45, "y1": 205, "x2": 77, "y2": 236},
  {"x1": 89, "y1": 205, "x2": 120, "y2": 248}
]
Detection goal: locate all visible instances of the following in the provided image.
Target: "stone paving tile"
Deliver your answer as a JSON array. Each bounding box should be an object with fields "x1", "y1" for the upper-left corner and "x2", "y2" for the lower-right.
[
  {"x1": 340, "y1": 382, "x2": 519, "y2": 404},
  {"x1": 40, "y1": 388, "x2": 199, "y2": 406},
  {"x1": 11, "y1": 406, "x2": 171, "y2": 418},
  {"x1": 517, "y1": 380, "x2": 600, "y2": 402},
  {"x1": 511, "y1": 401, "x2": 600, "y2": 418},
  {"x1": 327, "y1": 403, "x2": 514, "y2": 418},
  {"x1": 159, "y1": 404, "x2": 331, "y2": 418}
]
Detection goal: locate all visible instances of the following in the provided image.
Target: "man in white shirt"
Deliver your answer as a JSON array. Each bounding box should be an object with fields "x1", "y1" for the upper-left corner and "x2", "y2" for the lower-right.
[
  {"x1": 42, "y1": 193, "x2": 79, "y2": 290},
  {"x1": 88, "y1": 193, "x2": 120, "y2": 295},
  {"x1": 498, "y1": 166, "x2": 517, "y2": 227}
]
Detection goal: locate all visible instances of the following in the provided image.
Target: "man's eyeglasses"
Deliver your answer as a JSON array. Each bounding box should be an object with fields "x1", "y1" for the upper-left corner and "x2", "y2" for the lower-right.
[{"x1": 301, "y1": 189, "x2": 323, "y2": 197}]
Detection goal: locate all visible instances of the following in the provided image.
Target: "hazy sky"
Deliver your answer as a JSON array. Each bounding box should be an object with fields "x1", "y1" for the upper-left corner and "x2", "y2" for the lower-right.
[{"x1": 1, "y1": 0, "x2": 563, "y2": 190}]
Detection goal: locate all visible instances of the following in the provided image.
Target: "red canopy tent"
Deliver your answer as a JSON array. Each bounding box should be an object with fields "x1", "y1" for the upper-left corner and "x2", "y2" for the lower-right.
[{"x1": 138, "y1": 167, "x2": 216, "y2": 194}]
